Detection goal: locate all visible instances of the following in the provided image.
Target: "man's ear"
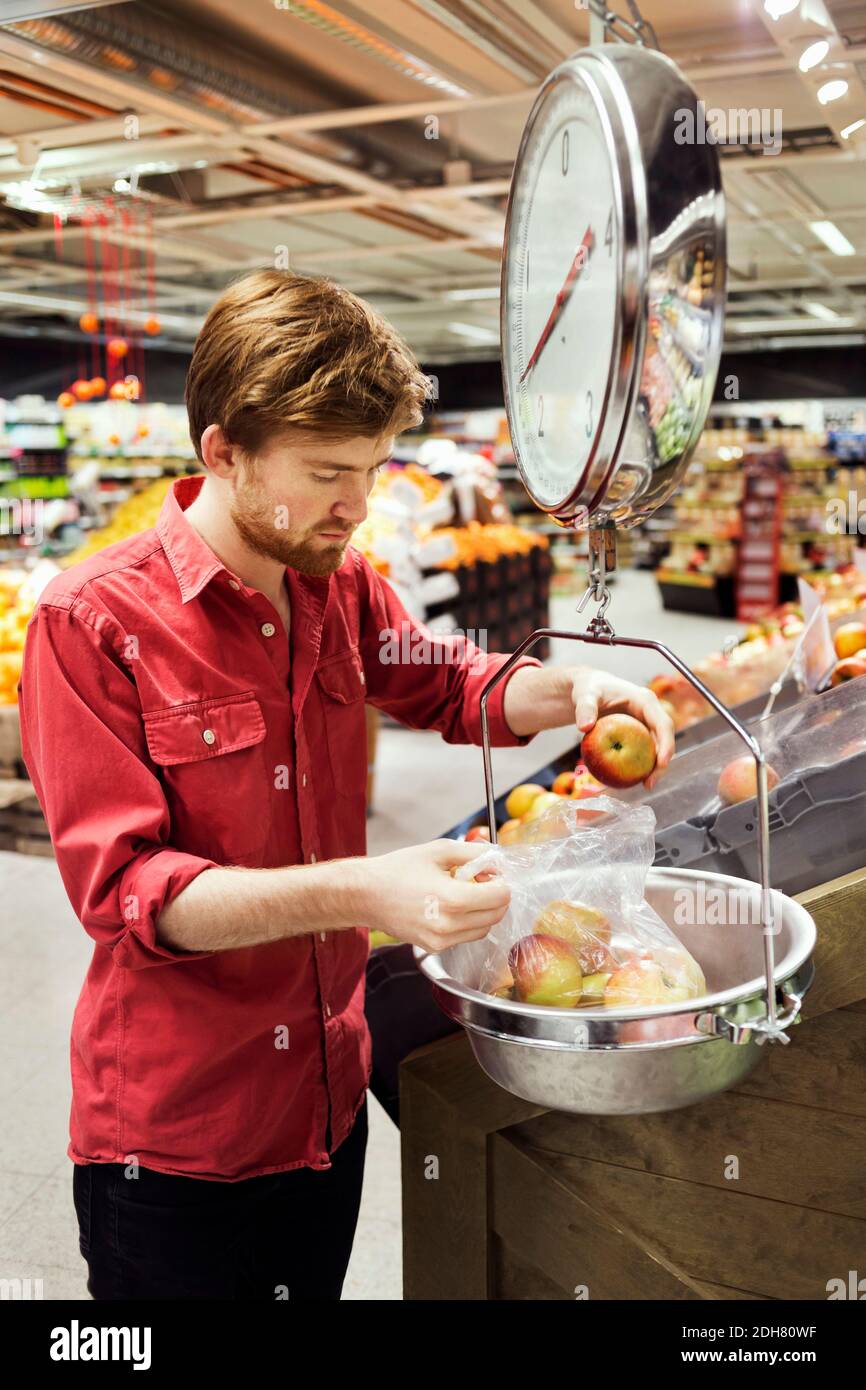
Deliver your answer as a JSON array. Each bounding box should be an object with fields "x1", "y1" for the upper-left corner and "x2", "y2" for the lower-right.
[{"x1": 200, "y1": 424, "x2": 237, "y2": 478}]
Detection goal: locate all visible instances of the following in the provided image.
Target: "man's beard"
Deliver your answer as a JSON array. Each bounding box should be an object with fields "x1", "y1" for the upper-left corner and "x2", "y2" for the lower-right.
[{"x1": 230, "y1": 480, "x2": 353, "y2": 577}]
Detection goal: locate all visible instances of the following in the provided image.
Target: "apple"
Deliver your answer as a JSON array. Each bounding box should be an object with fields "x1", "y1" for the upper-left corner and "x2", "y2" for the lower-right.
[
  {"x1": 522, "y1": 790, "x2": 562, "y2": 822},
  {"x1": 504, "y1": 783, "x2": 546, "y2": 819},
  {"x1": 508, "y1": 933, "x2": 583, "y2": 1008},
  {"x1": 580, "y1": 713, "x2": 657, "y2": 789},
  {"x1": 834, "y1": 623, "x2": 866, "y2": 660},
  {"x1": 830, "y1": 655, "x2": 866, "y2": 687},
  {"x1": 604, "y1": 955, "x2": 697, "y2": 1007},
  {"x1": 532, "y1": 899, "x2": 616, "y2": 975},
  {"x1": 497, "y1": 817, "x2": 523, "y2": 846},
  {"x1": 717, "y1": 755, "x2": 780, "y2": 806},
  {"x1": 653, "y1": 946, "x2": 706, "y2": 999},
  {"x1": 551, "y1": 770, "x2": 577, "y2": 796},
  {"x1": 465, "y1": 824, "x2": 491, "y2": 843},
  {"x1": 577, "y1": 971, "x2": 611, "y2": 1004}
]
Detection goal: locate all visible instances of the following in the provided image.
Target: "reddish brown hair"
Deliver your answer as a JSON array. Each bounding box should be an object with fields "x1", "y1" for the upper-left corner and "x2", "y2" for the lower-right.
[{"x1": 185, "y1": 269, "x2": 430, "y2": 461}]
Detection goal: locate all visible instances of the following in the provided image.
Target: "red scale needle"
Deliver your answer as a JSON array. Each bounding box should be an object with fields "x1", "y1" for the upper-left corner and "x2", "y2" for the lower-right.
[{"x1": 519, "y1": 225, "x2": 594, "y2": 384}]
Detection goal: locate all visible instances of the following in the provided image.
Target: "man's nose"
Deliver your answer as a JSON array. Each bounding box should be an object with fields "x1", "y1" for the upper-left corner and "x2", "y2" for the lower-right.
[{"x1": 330, "y1": 482, "x2": 368, "y2": 526}]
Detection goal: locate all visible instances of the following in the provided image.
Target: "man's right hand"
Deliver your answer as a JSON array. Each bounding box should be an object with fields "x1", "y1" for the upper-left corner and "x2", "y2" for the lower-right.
[{"x1": 359, "y1": 839, "x2": 511, "y2": 953}]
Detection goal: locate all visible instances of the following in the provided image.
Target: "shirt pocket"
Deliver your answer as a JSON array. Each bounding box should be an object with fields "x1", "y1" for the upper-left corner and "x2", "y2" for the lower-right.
[
  {"x1": 315, "y1": 650, "x2": 368, "y2": 801},
  {"x1": 142, "y1": 691, "x2": 270, "y2": 863}
]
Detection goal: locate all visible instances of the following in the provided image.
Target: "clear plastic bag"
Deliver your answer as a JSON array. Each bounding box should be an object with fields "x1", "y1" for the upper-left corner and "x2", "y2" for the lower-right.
[{"x1": 457, "y1": 796, "x2": 706, "y2": 1009}]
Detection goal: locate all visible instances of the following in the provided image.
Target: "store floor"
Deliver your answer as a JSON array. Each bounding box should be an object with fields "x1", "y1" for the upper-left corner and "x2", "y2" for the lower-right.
[{"x1": 0, "y1": 570, "x2": 743, "y2": 1300}]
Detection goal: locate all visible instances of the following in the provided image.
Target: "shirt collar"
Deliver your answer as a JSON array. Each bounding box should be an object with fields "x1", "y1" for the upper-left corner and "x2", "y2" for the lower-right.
[{"x1": 157, "y1": 474, "x2": 241, "y2": 604}]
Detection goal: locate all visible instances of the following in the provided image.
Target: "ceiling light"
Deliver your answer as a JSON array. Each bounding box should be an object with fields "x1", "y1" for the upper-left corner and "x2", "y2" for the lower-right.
[
  {"x1": 799, "y1": 40, "x2": 829, "y2": 71},
  {"x1": 817, "y1": 79, "x2": 849, "y2": 104},
  {"x1": 841, "y1": 118, "x2": 866, "y2": 139},
  {"x1": 730, "y1": 316, "x2": 855, "y2": 333},
  {"x1": 447, "y1": 321, "x2": 498, "y2": 342},
  {"x1": 809, "y1": 220, "x2": 856, "y2": 256},
  {"x1": 764, "y1": 0, "x2": 799, "y2": 17},
  {"x1": 804, "y1": 301, "x2": 840, "y2": 321},
  {"x1": 113, "y1": 178, "x2": 131, "y2": 193}
]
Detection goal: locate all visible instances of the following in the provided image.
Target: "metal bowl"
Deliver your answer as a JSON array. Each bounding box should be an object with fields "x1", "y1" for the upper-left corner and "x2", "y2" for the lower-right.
[{"x1": 416, "y1": 867, "x2": 815, "y2": 1115}]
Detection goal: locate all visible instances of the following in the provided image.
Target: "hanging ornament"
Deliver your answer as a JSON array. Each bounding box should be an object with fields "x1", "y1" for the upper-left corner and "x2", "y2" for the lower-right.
[
  {"x1": 108, "y1": 433, "x2": 121, "y2": 446},
  {"x1": 79, "y1": 311, "x2": 99, "y2": 334},
  {"x1": 136, "y1": 423, "x2": 150, "y2": 438},
  {"x1": 89, "y1": 376, "x2": 107, "y2": 397},
  {"x1": 107, "y1": 336, "x2": 128, "y2": 360},
  {"x1": 71, "y1": 378, "x2": 94, "y2": 401},
  {"x1": 108, "y1": 381, "x2": 128, "y2": 400},
  {"x1": 143, "y1": 315, "x2": 161, "y2": 336},
  {"x1": 57, "y1": 391, "x2": 76, "y2": 409}
]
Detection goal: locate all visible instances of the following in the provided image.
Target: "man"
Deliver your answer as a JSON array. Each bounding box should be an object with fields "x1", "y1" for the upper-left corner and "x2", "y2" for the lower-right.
[{"x1": 19, "y1": 270, "x2": 673, "y2": 1301}]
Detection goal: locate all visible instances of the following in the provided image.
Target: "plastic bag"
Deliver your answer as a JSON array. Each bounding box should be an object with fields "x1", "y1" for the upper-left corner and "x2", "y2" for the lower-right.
[{"x1": 458, "y1": 796, "x2": 706, "y2": 1010}]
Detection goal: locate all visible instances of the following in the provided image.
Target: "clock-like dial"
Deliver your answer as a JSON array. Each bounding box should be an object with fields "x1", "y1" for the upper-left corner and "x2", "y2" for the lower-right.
[{"x1": 502, "y1": 72, "x2": 621, "y2": 515}]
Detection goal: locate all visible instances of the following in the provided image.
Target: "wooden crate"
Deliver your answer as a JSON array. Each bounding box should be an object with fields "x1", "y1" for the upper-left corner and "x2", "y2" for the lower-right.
[{"x1": 401, "y1": 866, "x2": 866, "y2": 1300}]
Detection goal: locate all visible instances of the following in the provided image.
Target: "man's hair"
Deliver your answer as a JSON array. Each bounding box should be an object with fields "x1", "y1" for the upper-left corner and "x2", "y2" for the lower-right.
[{"x1": 185, "y1": 270, "x2": 431, "y2": 461}]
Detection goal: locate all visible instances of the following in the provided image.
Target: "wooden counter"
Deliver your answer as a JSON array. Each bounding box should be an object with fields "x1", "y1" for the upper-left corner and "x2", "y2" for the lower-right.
[{"x1": 400, "y1": 866, "x2": 866, "y2": 1300}]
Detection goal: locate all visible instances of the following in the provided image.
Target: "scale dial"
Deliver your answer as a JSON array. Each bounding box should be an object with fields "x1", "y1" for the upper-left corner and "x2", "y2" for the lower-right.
[
  {"x1": 501, "y1": 47, "x2": 726, "y2": 529},
  {"x1": 501, "y1": 73, "x2": 621, "y2": 515}
]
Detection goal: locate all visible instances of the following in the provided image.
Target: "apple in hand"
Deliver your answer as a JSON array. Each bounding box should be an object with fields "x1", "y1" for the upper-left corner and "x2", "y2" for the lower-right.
[
  {"x1": 834, "y1": 622, "x2": 866, "y2": 660},
  {"x1": 508, "y1": 933, "x2": 583, "y2": 1008},
  {"x1": 718, "y1": 755, "x2": 780, "y2": 806},
  {"x1": 504, "y1": 783, "x2": 545, "y2": 819},
  {"x1": 580, "y1": 713, "x2": 657, "y2": 789}
]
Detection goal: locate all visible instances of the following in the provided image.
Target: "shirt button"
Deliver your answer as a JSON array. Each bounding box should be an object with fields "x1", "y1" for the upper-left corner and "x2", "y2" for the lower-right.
[
  {"x1": 261, "y1": 622, "x2": 276, "y2": 637},
  {"x1": 320, "y1": 932, "x2": 326, "y2": 943},
  {"x1": 302, "y1": 773, "x2": 307, "y2": 787},
  {"x1": 228, "y1": 579, "x2": 240, "y2": 591},
  {"x1": 325, "y1": 1004, "x2": 332, "y2": 1018},
  {"x1": 359, "y1": 670, "x2": 366, "y2": 685},
  {"x1": 202, "y1": 729, "x2": 216, "y2": 746}
]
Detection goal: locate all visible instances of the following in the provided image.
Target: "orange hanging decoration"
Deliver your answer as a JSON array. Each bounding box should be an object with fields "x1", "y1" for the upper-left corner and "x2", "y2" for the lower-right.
[
  {"x1": 107, "y1": 336, "x2": 128, "y2": 360},
  {"x1": 89, "y1": 376, "x2": 107, "y2": 397},
  {"x1": 79, "y1": 311, "x2": 99, "y2": 334},
  {"x1": 143, "y1": 315, "x2": 161, "y2": 336},
  {"x1": 108, "y1": 381, "x2": 127, "y2": 399},
  {"x1": 57, "y1": 391, "x2": 76, "y2": 409},
  {"x1": 71, "y1": 378, "x2": 94, "y2": 400}
]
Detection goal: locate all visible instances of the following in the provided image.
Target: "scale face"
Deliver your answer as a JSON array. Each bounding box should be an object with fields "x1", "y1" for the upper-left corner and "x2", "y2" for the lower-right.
[{"x1": 501, "y1": 46, "x2": 726, "y2": 529}]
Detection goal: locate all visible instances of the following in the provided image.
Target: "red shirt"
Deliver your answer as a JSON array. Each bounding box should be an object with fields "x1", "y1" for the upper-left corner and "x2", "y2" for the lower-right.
[{"x1": 19, "y1": 475, "x2": 537, "y2": 1181}]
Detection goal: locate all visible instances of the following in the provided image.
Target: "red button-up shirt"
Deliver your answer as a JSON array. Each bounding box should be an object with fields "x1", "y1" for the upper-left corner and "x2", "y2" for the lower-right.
[{"x1": 18, "y1": 475, "x2": 536, "y2": 1181}]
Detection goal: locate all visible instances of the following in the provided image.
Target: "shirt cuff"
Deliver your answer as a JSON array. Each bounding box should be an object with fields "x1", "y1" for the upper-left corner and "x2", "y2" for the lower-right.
[
  {"x1": 113, "y1": 847, "x2": 220, "y2": 969},
  {"x1": 482, "y1": 655, "x2": 544, "y2": 747}
]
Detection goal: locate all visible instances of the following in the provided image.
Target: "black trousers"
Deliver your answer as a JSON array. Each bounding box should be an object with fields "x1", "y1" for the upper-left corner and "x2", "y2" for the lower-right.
[
  {"x1": 73, "y1": 1100, "x2": 368, "y2": 1300},
  {"x1": 365, "y1": 943, "x2": 461, "y2": 1127}
]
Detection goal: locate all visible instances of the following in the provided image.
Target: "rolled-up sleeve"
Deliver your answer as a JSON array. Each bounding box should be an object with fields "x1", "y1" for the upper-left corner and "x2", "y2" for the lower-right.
[
  {"x1": 353, "y1": 550, "x2": 542, "y2": 746},
  {"x1": 18, "y1": 600, "x2": 218, "y2": 969}
]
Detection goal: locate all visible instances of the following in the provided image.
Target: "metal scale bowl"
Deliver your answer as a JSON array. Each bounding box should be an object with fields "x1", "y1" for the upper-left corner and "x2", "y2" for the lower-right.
[{"x1": 416, "y1": 44, "x2": 816, "y2": 1115}]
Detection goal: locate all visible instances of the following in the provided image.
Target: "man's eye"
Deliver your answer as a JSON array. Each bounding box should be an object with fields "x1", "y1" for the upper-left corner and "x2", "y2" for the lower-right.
[{"x1": 313, "y1": 472, "x2": 339, "y2": 483}]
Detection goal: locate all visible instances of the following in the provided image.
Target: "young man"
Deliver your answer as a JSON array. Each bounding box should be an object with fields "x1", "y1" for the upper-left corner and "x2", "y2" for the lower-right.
[{"x1": 19, "y1": 270, "x2": 673, "y2": 1301}]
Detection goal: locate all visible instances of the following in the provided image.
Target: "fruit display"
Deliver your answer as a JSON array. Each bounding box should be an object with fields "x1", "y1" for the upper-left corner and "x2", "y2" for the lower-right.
[
  {"x1": 63, "y1": 475, "x2": 174, "y2": 565},
  {"x1": 717, "y1": 756, "x2": 780, "y2": 807},
  {"x1": 0, "y1": 569, "x2": 36, "y2": 704},
  {"x1": 461, "y1": 762, "x2": 607, "y2": 847}
]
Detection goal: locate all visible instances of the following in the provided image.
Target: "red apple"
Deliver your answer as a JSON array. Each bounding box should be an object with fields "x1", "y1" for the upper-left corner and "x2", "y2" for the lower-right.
[
  {"x1": 497, "y1": 817, "x2": 523, "y2": 846},
  {"x1": 504, "y1": 782, "x2": 546, "y2": 819},
  {"x1": 580, "y1": 713, "x2": 657, "y2": 788},
  {"x1": 508, "y1": 933, "x2": 583, "y2": 1008},
  {"x1": 834, "y1": 623, "x2": 866, "y2": 660},
  {"x1": 604, "y1": 953, "x2": 702, "y2": 1008},
  {"x1": 718, "y1": 756, "x2": 780, "y2": 806},
  {"x1": 551, "y1": 770, "x2": 577, "y2": 796},
  {"x1": 465, "y1": 825, "x2": 491, "y2": 843},
  {"x1": 532, "y1": 900, "x2": 617, "y2": 976}
]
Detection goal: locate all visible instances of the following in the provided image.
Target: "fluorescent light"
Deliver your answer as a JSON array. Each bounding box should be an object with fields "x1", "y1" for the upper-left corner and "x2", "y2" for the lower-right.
[
  {"x1": 804, "y1": 301, "x2": 840, "y2": 322},
  {"x1": 841, "y1": 118, "x2": 866, "y2": 139},
  {"x1": 731, "y1": 316, "x2": 855, "y2": 333},
  {"x1": 799, "y1": 40, "x2": 829, "y2": 72},
  {"x1": 444, "y1": 286, "x2": 500, "y2": 301},
  {"x1": 447, "y1": 321, "x2": 498, "y2": 342},
  {"x1": 764, "y1": 0, "x2": 798, "y2": 17},
  {"x1": 809, "y1": 220, "x2": 856, "y2": 256},
  {"x1": 817, "y1": 79, "x2": 849, "y2": 104}
]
